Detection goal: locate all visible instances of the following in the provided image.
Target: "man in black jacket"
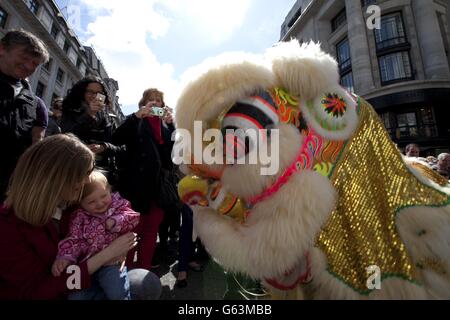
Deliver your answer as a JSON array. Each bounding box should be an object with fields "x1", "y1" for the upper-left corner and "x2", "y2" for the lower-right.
[{"x1": 0, "y1": 29, "x2": 49, "y2": 202}]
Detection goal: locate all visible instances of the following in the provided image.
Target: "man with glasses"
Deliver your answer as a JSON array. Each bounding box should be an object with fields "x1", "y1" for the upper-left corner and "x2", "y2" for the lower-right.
[{"x1": 0, "y1": 29, "x2": 49, "y2": 202}]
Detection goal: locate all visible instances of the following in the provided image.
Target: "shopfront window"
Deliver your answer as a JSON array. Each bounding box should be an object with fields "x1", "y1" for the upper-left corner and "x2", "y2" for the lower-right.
[{"x1": 380, "y1": 106, "x2": 438, "y2": 140}]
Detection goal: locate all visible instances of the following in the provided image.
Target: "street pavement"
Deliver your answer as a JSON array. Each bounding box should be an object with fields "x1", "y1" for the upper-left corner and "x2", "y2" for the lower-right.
[
  {"x1": 152, "y1": 240, "x2": 270, "y2": 300},
  {"x1": 152, "y1": 240, "x2": 229, "y2": 300}
]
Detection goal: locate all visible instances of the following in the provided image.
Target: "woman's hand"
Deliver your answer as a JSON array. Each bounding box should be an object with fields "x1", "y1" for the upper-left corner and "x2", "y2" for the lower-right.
[
  {"x1": 102, "y1": 232, "x2": 137, "y2": 268},
  {"x1": 135, "y1": 106, "x2": 152, "y2": 119},
  {"x1": 163, "y1": 107, "x2": 174, "y2": 124},
  {"x1": 87, "y1": 144, "x2": 105, "y2": 154},
  {"x1": 87, "y1": 99, "x2": 105, "y2": 117},
  {"x1": 86, "y1": 232, "x2": 137, "y2": 275}
]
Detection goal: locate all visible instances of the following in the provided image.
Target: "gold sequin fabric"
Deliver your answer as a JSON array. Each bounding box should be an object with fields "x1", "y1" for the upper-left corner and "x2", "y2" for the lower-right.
[
  {"x1": 409, "y1": 162, "x2": 449, "y2": 187},
  {"x1": 316, "y1": 99, "x2": 450, "y2": 294}
]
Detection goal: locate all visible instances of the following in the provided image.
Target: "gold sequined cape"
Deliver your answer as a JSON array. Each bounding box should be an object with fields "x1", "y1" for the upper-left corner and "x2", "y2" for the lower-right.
[{"x1": 315, "y1": 98, "x2": 450, "y2": 294}]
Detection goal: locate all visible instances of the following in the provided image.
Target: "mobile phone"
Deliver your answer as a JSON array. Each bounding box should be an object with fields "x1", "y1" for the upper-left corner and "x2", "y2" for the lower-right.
[{"x1": 96, "y1": 93, "x2": 106, "y2": 103}]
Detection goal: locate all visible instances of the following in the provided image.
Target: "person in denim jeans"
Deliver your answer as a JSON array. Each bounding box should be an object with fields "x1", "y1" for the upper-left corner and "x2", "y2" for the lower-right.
[
  {"x1": 68, "y1": 265, "x2": 130, "y2": 300},
  {"x1": 52, "y1": 171, "x2": 140, "y2": 300},
  {"x1": 0, "y1": 134, "x2": 161, "y2": 300}
]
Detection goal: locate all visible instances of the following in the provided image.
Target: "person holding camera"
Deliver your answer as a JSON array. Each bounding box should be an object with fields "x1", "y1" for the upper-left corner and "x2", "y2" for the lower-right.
[
  {"x1": 61, "y1": 76, "x2": 123, "y2": 187},
  {"x1": 112, "y1": 88, "x2": 176, "y2": 270}
]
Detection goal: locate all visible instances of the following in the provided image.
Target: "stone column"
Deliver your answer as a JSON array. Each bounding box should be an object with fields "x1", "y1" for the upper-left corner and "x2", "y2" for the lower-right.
[
  {"x1": 345, "y1": 0, "x2": 375, "y2": 94},
  {"x1": 413, "y1": 0, "x2": 450, "y2": 79}
]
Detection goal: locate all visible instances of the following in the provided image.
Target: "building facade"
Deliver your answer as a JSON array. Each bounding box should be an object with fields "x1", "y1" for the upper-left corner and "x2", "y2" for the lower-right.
[
  {"x1": 0, "y1": 0, "x2": 124, "y2": 124},
  {"x1": 281, "y1": 0, "x2": 450, "y2": 155}
]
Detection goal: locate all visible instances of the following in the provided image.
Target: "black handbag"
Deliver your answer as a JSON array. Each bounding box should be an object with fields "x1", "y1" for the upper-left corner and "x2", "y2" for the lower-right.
[
  {"x1": 158, "y1": 168, "x2": 182, "y2": 210},
  {"x1": 146, "y1": 121, "x2": 182, "y2": 210}
]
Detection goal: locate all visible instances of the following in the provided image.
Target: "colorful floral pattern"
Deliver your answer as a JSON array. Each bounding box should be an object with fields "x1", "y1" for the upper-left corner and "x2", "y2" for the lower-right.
[{"x1": 321, "y1": 93, "x2": 347, "y2": 118}]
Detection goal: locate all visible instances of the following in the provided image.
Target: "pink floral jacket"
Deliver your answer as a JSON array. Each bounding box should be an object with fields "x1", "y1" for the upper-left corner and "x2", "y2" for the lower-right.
[{"x1": 56, "y1": 192, "x2": 140, "y2": 262}]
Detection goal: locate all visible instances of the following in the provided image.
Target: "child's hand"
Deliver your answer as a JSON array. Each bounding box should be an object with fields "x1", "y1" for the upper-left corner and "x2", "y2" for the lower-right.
[
  {"x1": 52, "y1": 259, "x2": 70, "y2": 277},
  {"x1": 106, "y1": 218, "x2": 116, "y2": 230}
]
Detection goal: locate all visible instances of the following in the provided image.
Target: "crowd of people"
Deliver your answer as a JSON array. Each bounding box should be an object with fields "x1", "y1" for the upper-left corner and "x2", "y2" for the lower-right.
[
  {"x1": 0, "y1": 29, "x2": 204, "y2": 300},
  {"x1": 1, "y1": 28, "x2": 449, "y2": 300},
  {"x1": 404, "y1": 143, "x2": 450, "y2": 180}
]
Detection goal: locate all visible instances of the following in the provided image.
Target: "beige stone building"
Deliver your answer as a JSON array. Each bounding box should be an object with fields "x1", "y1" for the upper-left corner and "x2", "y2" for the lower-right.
[
  {"x1": 281, "y1": 0, "x2": 450, "y2": 155},
  {"x1": 0, "y1": 0, "x2": 125, "y2": 124}
]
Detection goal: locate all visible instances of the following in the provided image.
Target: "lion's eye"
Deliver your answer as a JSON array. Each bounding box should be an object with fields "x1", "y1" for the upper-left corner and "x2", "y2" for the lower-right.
[
  {"x1": 223, "y1": 93, "x2": 278, "y2": 129},
  {"x1": 220, "y1": 92, "x2": 279, "y2": 160}
]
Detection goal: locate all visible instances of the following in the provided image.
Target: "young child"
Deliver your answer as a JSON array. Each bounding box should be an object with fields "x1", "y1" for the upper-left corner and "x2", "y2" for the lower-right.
[{"x1": 52, "y1": 171, "x2": 140, "y2": 300}]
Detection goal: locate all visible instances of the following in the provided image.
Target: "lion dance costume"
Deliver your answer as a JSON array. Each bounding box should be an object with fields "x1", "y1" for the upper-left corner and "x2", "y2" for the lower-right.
[{"x1": 175, "y1": 40, "x2": 450, "y2": 299}]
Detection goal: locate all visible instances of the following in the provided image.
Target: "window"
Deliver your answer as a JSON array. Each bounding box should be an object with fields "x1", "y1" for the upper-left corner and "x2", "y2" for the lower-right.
[
  {"x1": 379, "y1": 51, "x2": 412, "y2": 84},
  {"x1": 56, "y1": 68, "x2": 64, "y2": 83},
  {"x1": 337, "y1": 38, "x2": 351, "y2": 73},
  {"x1": 50, "y1": 23, "x2": 59, "y2": 39},
  {"x1": 437, "y1": 13, "x2": 449, "y2": 59},
  {"x1": 336, "y1": 38, "x2": 354, "y2": 92},
  {"x1": 375, "y1": 12, "x2": 413, "y2": 85},
  {"x1": 380, "y1": 112, "x2": 396, "y2": 139},
  {"x1": 374, "y1": 13, "x2": 407, "y2": 50},
  {"x1": 36, "y1": 81, "x2": 45, "y2": 98},
  {"x1": 63, "y1": 40, "x2": 70, "y2": 53},
  {"x1": 76, "y1": 57, "x2": 82, "y2": 68},
  {"x1": 396, "y1": 112, "x2": 417, "y2": 138},
  {"x1": 419, "y1": 106, "x2": 438, "y2": 138},
  {"x1": 361, "y1": 0, "x2": 376, "y2": 7},
  {"x1": 381, "y1": 112, "x2": 393, "y2": 130},
  {"x1": 381, "y1": 107, "x2": 438, "y2": 140},
  {"x1": 42, "y1": 58, "x2": 52, "y2": 72},
  {"x1": 340, "y1": 72, "x2": 354, "y2": 93},
  {"x1": 28, "y1": 0, "x2": 40, "y2": 15},
  {"x1": 287, "y1": 7, "x2": 302, "y2": 28},
  {"x1": 0, "y1": 7, "x2": 8, "y2": 28},
  {"x1": 331, "y1": 9, "x2": 347, "y2": 32}
]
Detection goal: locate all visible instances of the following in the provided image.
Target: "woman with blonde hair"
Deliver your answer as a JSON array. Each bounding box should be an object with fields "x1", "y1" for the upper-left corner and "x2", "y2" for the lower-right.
[{"x1": 0, "y1": 134, "x2": 161, "y2": 299}]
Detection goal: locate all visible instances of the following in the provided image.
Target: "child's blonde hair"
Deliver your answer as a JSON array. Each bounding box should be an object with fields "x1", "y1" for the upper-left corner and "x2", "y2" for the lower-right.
[{"x1": 81, "y1": 170, "x2": 110, "y2": 200}]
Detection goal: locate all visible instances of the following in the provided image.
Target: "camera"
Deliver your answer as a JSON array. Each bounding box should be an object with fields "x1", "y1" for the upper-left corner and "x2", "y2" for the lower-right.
[{"x1": 150, "y1": 106, "x2": 165, "y2": 117}]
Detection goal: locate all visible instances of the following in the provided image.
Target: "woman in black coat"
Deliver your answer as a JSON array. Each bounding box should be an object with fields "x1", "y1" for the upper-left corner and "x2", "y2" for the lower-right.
[
  {"x1": 61, "y1": 76, "x2": 122, "y2": 186},
  {"x1": 112, "y1": 88, "x2": 175, "y2": 270}
]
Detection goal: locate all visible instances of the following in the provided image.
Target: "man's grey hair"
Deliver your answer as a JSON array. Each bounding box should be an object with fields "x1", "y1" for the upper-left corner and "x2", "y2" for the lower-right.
[
  {"x1": 1, "y1": 29, "x2": 49, "y2": 63},
  {"x1": 437, "y1": 153, "x2": 450, "y2": 161}
]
